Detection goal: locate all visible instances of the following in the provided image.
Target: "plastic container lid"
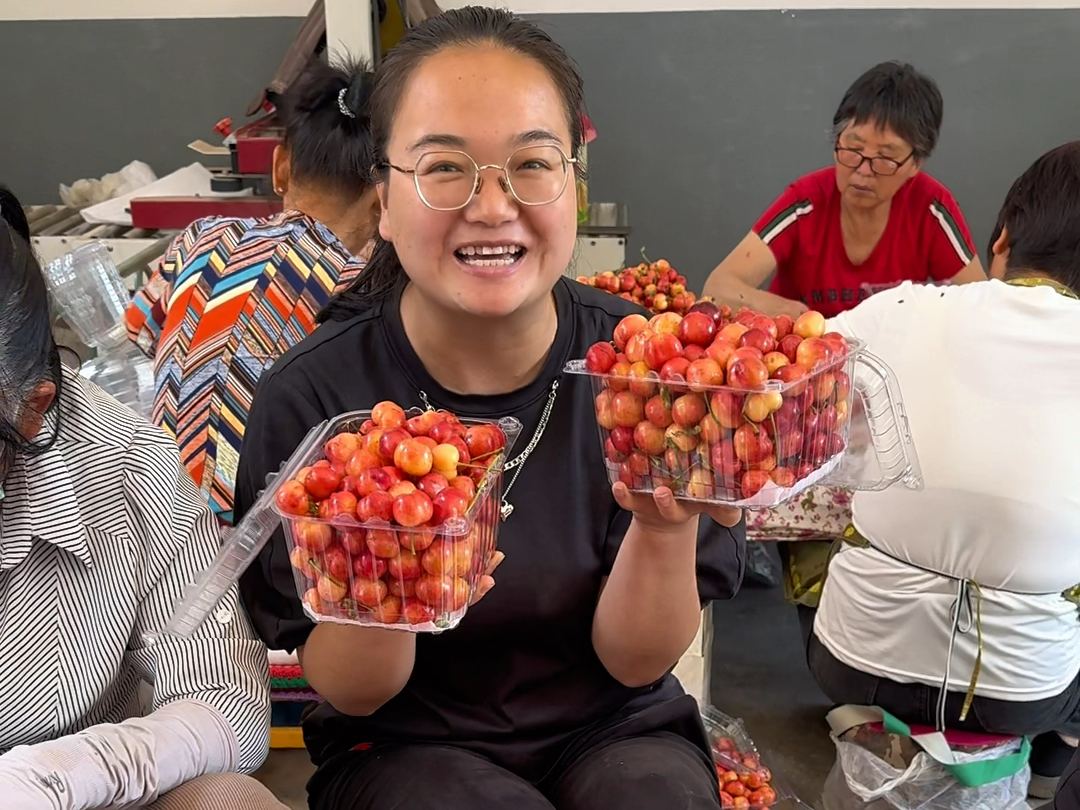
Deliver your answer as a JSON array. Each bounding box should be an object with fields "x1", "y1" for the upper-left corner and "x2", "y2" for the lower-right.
[{"x1": 162, "y1": 422, "x2": 326, "y2": 638}]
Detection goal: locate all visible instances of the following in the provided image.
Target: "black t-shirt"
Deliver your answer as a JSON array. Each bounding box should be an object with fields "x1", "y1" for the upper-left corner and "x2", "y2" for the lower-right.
[{"x1": 236, "y1": 277, "x2": 746, "y2": 780}]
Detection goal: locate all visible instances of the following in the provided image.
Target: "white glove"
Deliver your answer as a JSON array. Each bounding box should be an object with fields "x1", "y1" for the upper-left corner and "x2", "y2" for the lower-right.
[
  {"x1": 0, "y1": 700, "x2": 237, "y2": 810},
  {"x1": 0, "y1": 763, "x2": 60, "y2": 810}
]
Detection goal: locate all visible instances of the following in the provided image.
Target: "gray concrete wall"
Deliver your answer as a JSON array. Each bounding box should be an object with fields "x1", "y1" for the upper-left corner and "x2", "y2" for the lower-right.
[{"x1": 3, "y1": 10, "x2": 1079, "y2": 290}]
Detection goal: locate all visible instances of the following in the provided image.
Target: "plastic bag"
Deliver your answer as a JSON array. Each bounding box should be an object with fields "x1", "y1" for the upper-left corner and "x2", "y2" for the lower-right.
[
  {"x1": 822, "y1": 722, "x2": 1030, "y2": 810},
  {"x1": 702, "y1": 705, "x2": 805, "y2": 808},
  {"x1": 744, "y1": 541, "x2": 782, "y2": 587},
  {"x1": 60, "y1": 160, "x2": 157, "y2": 208}
]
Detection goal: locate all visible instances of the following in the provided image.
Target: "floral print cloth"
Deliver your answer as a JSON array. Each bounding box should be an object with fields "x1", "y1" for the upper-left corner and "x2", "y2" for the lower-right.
[{"x1": 746, "y1": 486, "x2": 853, "y2": 543}]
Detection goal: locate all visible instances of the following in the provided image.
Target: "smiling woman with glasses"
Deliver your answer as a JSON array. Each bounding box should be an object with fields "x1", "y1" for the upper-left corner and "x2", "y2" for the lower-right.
[
  {"x1": 235, "y1": 8, "x2": 745, "y2": 810},
  {"x1": 703, "y1": 60, "x2": 986, "y2": 322}
]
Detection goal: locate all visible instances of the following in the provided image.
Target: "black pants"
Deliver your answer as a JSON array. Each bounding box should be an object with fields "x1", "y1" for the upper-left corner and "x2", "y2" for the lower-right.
[
  {"x1": 1055, "y1": 746, "x2": 1080, "y2": 809},
  {"x1": 802, "y1": 605, "x2": 1080, "y2": 738},
  {"x1": 309, "y1": 731, "x2": 721, "y2": 810}
]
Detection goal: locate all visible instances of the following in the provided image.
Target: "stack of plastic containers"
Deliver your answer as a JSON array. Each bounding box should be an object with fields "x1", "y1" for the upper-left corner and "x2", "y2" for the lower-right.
[{"x1": 43, "y1": 242, "x2": 156, "y2": 419}]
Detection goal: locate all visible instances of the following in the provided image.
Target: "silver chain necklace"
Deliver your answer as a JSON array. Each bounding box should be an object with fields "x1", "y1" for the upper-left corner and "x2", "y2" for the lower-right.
[{"x1": 418, "y1": 379, "x2": 559, "y2": 520}]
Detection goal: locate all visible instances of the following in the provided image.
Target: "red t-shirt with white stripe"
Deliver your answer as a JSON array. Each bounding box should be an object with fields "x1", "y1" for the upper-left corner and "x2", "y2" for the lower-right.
[{"x1": 753, "y1": 167, "x2": 976, "y2": 317}]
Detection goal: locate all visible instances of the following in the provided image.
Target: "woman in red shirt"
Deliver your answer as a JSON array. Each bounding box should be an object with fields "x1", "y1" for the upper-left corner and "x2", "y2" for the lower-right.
[{"x1": 703, "y1": 61, "x2": 985, "y2": 319}]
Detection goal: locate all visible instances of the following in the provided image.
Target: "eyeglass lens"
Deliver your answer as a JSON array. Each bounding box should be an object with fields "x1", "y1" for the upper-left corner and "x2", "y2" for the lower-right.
[
  {"x1": 413, "y1": 145, "x2": 569, "y2": 210},
  {"x1": 835, "y1": 147, "x2": 902, "y2": 177}
]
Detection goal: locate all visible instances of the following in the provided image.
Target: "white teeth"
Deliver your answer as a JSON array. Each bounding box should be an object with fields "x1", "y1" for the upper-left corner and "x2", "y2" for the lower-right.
[
  {"x1": 458, "y1": 244, "x2": 522, "y2": 256},
  {"x1": 455, "y1": 244, "x2": 525, "y2": 267},
  {"x1": 460, "y1": 254, "x2": 518, "y2": 267}
]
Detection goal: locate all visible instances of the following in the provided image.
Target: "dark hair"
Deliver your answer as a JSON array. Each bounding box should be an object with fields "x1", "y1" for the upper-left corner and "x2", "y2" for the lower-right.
[
  {"x1": 280, "y1": 57, "x2": 377, "y2": 198},
  {"x1": 0, "y1": 185, "x2": 30, "y2": 242},
  {"x1": 832, "y1": 61, "x2": 944, "y2": 160},
  {"x1": 993, "y1": 141, "x2": 1080, "y2": 294},
  {"x1": 319, "y1": 6, "x2": 585, "y2": 323},
  {"x1": 0, "y1": 188, "x2": 63, "y2": 475}
]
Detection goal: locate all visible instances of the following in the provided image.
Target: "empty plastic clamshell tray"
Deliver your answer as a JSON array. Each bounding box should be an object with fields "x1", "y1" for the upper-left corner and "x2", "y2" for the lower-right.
[
  {"x1": 164, "y1": 409, "x2": 522, "y2": 638},
  {"x1": 564, "y1": 336, "x2": 922, "y2": 508}
]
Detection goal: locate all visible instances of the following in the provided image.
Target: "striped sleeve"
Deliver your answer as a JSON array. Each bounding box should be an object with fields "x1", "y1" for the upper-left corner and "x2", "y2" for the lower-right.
[
  {"x1": 752, "y1": 185, "x2": 814, "y2": 269},
  {"x1": 126, "y1": 222, "x2": 205, "y2": 359},
  {"x1": 927, "y1": 191, "x2": 976, "y2": 280},
  {"x1": 122, "y1": 423, "x2": 271, "y2": 773}
]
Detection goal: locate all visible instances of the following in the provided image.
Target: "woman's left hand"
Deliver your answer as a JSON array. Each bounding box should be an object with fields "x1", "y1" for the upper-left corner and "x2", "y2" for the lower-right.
[{"x1": 612, "y1": 482, "x2": 742, "y2": 535}]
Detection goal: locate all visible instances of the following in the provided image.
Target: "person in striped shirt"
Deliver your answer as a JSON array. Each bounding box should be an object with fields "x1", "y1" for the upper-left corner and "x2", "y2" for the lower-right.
[
  {"x1": 126, "y1": 58, "x2": 379, "y2": 525},
  {"x1": 0, "y1": 195, "x2": 285, "y2": 808},
  {"x1": 702, "y1": 61, "x2": 986, "y2": 321}
]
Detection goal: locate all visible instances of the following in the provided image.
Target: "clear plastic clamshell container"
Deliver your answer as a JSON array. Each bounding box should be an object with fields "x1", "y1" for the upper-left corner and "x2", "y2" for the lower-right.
[
  {"x1": 43, "y1": 242, "x2": 156, "y2": 418},
  {"x1": 165, "y1": 409, "x2": 522, "y2": 638},
  {"x1": 564, "y1": 337, "x2": 920, "y2": 509}
]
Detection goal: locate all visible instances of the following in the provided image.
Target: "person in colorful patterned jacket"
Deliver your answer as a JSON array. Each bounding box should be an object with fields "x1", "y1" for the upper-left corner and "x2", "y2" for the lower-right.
[
  {"x1": 702, "y1": 61, "x2": 986, "y2": 321},
  {"x1": 126, "y1": 58, "x2": 379, "y2": 525}
]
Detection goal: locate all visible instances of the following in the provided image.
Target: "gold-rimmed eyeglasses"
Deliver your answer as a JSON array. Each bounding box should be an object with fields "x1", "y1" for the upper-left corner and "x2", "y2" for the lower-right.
[{"x1": 386, "y1": 144, "x2": 577, "y2": 212}]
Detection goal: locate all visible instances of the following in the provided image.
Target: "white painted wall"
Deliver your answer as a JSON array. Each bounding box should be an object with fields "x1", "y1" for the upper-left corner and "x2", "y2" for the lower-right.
[{"x1": 0, "y1": 0, "x2": 1075, "y2": 19}]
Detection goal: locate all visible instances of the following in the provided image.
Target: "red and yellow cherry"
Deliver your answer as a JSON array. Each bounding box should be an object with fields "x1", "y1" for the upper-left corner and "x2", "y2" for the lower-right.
[
  {"x1": 677, "y1": 311, "x2": 718, "y2": 347},
  {"x1": 613, "y1": 314, "x2": 650, "y2": 351},
  {"x1": 372, "y1": 400, "x2": 407, "y2": 430},
  {"x1": 585, "y1": 341, "x2": 618, "y2": 374},
  {"x1": 727, "y1": 357, "x2": 769, "y2": 389},
  {"x1": 276, "y1": 480, "x2": 312, "y2": 517},
  {"x1": 793, "y1": 310, "x2": 826, "y2": 339},
  {"x1": 392, "y1": 490, "x2": 434, "y2": 528},
  {"x1": 324, "y1": 432, "x2": 361, "y2": 466},
  {"x1": 686, "y1": 358, "x2": 725, "y2": 392},
  {"x1": 394, "y1": 438, "x2": 434, "y2": 478},
  {"x1": 354, "y1": 553, "x2": 388, "y2": 580},
  {"x1": 763, "y1": 351, "x2": 790, "y2": 377},
  {"x1": 796, "y1": 337, "x2": 833, "y2": 370},
  {"x1": 294, "y1": 521, "x2": 333, "y2": 553}
]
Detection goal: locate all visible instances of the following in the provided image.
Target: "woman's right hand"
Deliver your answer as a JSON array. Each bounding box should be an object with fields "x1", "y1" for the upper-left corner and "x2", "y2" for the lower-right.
[
  {"x1": 469, "y1": 551, "x2": 504, "y2": 606},
  {"x1": 771, "y1": 297, "x2": 809, "y2": 320}
]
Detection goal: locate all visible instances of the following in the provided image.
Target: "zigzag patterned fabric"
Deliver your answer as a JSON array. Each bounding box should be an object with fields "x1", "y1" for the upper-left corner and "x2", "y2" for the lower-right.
[{"x1": 126, "y1": 211, "x2": 365, "y2": 524}]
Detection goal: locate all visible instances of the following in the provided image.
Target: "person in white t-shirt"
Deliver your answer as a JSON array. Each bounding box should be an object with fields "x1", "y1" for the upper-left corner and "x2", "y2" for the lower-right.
[{"x1": 808, "y1": 140, "x2": 1080, "y2": 800}]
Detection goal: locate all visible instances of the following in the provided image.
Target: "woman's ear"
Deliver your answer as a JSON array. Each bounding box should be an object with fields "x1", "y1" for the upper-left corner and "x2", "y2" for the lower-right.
[
  {"x1": 989, "y1": 225, "x2": 1010, "y2": 280},
  {"x1": 378, "y1": 183, "x2": 393, "y2": 242},
  {"x1": 19, "y1": 381, "x2": 56, "y2": 441},
  {"x1": 271, "y1": 145, "x2": 290, "y2": 197},
  {"x1": 992, "y1": 225, "x2": 1010, "y2": 257}
]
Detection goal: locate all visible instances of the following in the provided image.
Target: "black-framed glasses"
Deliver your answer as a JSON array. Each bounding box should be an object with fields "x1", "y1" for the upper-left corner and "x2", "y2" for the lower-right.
[
  {"x1": 834, "y1": 145, "x2": 914, "y2": 177},
  {"x1": 386, "y1": 144, "x2": 577, "y2": 212}
]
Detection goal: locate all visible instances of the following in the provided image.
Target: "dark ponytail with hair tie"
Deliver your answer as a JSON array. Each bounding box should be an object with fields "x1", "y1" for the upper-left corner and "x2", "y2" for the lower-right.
[
  {"x1": 280, "y1": 58, "x2": 377, "y2": 197},
  {"x1": 341, "y1": 71, "x2": 374, "y2": 121}
]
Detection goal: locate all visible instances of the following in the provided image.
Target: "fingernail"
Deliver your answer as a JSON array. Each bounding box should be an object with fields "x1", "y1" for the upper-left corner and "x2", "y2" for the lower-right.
[{"x1": 493, "y1": 552, "x2": 505, "y2": 565}]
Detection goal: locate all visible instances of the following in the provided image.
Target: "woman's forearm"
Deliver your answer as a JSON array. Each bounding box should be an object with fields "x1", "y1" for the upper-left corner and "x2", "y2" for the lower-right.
[
  {"x1": 0, "y1": 699, "x2": 236, "y2": 810},
  {"x1": 705, "y1": 275, "x2": 807, "y2": 319},
  {"x1": 300, "y1": 623, "x2": 416, "y2": 716},
  {"x1": 592, "y1": 518, "x2": 703, "y2": 688}
]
